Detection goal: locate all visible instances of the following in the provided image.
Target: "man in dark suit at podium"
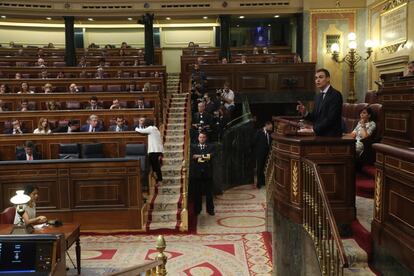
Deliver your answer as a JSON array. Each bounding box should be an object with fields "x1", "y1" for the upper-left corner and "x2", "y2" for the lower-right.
[
  {"x1": 252, "y1": 121, "x2": 273, "y2": 189},
  {"x1": 297, "y1": 68, "x2": 343, "y2": 137},
  {"x1": 190, "y1": 132, "x2": 215, "y2": 216}
]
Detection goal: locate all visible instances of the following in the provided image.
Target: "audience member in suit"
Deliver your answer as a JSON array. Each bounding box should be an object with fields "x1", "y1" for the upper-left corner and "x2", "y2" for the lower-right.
[
  {"x1": 0, "y1": 100, "x2": 9, "y2": 112},
  {"x1": 190, "y1": 132, "x2": 215, "y2": 215},
  {"x1": 109, "y1": 99, "x2": 121, "y2": 110},
  {"x1": 4, "y1": 119, "x2": 27, "y2": 134},
  {"x1": 17, "y1": 99, "x2": 34, "y2": 111},
  {"x1": 80, "y1": 114, "x2": 104, "y2": 132},
  {"x1": 135, "y1": 119, "x2": 163, "y2": 186},
  {"x1": 16, "y1": 141, "x2": 42, "y2": 161},
  {"x1": 85, "y1": 96, "x2": 102, "y2": 110},
  {"x1": 52, "y1": 119, "x2": 80, "y2": 133},
  {"x1": 191, "y1": 102, "x2": 213, "y2": 143},
  {"x1": 135, "y1": 98, "x2": 151, "y2": 109},
  {"x1": 297, "y1": 68, "x2": 343, "y2": 137},
  {"x1": 134, "y1": 116, "x2": 146, "y2": 130},
  {"x1": 212, "y1": 106, "x2": 230, "y2": 141},
  {"x1": 0, "y1": 84, "x2": 10, "y2": 94},
  {"x1": 68, "y1": 83, "x2": 79, "y2": 93},
  {"x1": 108, "y1": 116, "x2": 129, "y2": 132},
  {"x1": 252, "y1": 121, "x2": 273, "y2": 189},
  {"x1": 203, "y1": 93, "x2": 217, "y2": 115}
]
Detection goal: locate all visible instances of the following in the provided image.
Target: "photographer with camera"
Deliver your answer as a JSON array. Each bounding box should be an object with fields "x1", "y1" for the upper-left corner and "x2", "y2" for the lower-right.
[
  {"x1": 217, "y1": 81, "x2": 235, "y2": 114},
  {"x1": 191, "y1": 102, "x2": 213, "y2": 143},
  {"x1": 190, "y1": 132, "x2": 215, "y2": 216}
]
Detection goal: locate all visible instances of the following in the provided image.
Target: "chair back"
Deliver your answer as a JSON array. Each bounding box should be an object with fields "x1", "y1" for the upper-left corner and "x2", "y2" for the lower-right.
[
  {"x1": 0, "y1": 207, "x2": 16, "y2": 224},
  {"x1": 59, "y1": 143, "x2": 80, "y2": 159},
  {"x1": 81, "y1": 143, "x2": 105, "y2": 158}
]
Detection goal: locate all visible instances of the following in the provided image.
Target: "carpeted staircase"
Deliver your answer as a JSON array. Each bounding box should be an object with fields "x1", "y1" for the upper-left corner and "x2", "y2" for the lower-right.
[{"x1": 146, "y1": 92, "x2": 189, "y2": 231}]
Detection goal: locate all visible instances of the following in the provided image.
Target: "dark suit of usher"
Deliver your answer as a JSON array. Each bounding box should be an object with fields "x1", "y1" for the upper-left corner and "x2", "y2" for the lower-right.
[
  {"x1": 305, "y1": 86, "x2": 343, "y2": 137},
  {"x1": 190, "y1": 143, "x2": 215, "y2": 214},
  {"x1": 252, "y1": 128, "x2": 272, "y2": 188},
  {"x1": 191, "y1": 112, "x2": 213, "y2": 142}
]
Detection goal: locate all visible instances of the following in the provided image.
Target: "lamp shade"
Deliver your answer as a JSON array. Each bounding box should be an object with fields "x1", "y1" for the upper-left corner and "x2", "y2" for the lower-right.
[
  {"x1": 349, "y1": 41, "x2": 357, "y2": 49},
  {"x1": 330, "y1": 43, "x2": 340, "y2": 53},
  {"x1": 10, "y1": 190, "x2": 31, "y2": 205},
  {"x1": 348, "y1": 32, "x2": 356, "y2": 41},
  {"x1": 365, "y1": 40, "x2": 374, "y2": 48}
]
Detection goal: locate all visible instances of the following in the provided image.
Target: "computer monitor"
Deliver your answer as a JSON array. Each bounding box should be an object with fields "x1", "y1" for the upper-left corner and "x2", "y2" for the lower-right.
[{"x1": 0, "y1": 234, "x2": 59, "y2": 275}]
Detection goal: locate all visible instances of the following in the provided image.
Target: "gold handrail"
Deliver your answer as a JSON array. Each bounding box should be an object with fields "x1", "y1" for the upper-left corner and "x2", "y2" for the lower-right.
[
  {"x1": 302, "y1": 158, "x2": 348, "y2": 275},
  {"x1": 180, "y1": 84, "x2": 191, "y2": 231},
  {"x1": 106, "y1": 235, "x2": 167, "y2": 276}
]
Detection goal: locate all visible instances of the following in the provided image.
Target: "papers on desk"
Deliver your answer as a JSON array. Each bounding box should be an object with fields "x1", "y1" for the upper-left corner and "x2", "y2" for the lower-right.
[{"x1": 33, "y1": 223, "x2": 47, "y2": 230}]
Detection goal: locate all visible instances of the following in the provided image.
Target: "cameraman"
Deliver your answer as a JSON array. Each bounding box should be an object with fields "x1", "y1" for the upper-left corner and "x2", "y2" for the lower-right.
[{"x1": 217, "y1": 81, "x2": 235, "y2": 113}]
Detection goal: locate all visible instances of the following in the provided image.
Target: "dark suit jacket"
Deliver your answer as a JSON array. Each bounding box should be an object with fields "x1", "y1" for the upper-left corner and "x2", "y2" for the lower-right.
[
  {"x1": 305, "y1": 86, "x2": 343, "y2": 137},
  {"x1": 80, "y1": 124, "x2": 104, "y2": 132},
  {"x1": 108, "y1": 125, "x2": 129, "y2": 131},
  {"x1": 16, "y1": 151, "x2": 42, "y2": 161},
  {"x1": 192, "y1": 112, "x2": 213, "y2": 128},
  {"x1": 3, "y1": 127, "x2": 27, "y2": 134},
  {"x1": 190, "y1": 143, "x2": 214, "y2": 179},
  {"x1": 205, "y1": 101, "x2": 216, "y2": 115},
  {"x1": 52, "y1": 125, "x2": 80, "y2": 133},
  {"x1": 252, "y1": 129, "x2": 272, "y2": 158}
]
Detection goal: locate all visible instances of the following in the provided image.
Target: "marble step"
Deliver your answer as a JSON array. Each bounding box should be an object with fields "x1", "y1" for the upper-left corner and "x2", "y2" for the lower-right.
[
  {"x1": 157, "y1": 185, "x2": 182, "y2": 195},
  {"x1": 150, "y1": 210, "x2": 179, "y2": 223},
  {"x1": 148, "y1": 221, "x2": 178, "y2": 230},
  {"x1": 342, "y1": 239, "x2": 369, "y2": 268}
]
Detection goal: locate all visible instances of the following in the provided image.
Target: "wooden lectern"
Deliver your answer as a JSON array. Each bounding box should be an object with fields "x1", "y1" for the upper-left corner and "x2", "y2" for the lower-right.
[{"x1": 268, "y1": 116, "x2": 356, "y2": 226}]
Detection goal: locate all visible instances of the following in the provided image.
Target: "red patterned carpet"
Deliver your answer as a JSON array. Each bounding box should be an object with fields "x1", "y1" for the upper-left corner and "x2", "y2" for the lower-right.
[{"x1": 67, "y1": 185, "x2": 272, "y2": 275}]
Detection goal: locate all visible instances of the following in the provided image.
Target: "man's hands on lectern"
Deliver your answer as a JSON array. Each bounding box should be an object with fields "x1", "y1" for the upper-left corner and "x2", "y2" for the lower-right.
[{"x1": 296, "y1": 101, "x2": 306, "y2": 116}]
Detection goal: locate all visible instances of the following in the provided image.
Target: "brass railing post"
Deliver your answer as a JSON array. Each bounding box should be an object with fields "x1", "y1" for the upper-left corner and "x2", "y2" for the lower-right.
[{"x1": 156, "y1": 235, "x2": 167, "y2": 276}]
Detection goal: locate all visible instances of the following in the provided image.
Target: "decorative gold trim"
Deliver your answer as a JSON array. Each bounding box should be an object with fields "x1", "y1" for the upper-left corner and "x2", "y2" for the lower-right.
[
  {"x1": 291, "y1": 160, "x2": 299, "y2": 204},
  {"x1": 381, "y1": 41, "x2": 406, "y2": 54},
  {"x1": 374, "y1": 169, "x2": 382, "y2": 222},
  {"x1": 382, "y1": 0, "x2": 407, "y2": 13}
]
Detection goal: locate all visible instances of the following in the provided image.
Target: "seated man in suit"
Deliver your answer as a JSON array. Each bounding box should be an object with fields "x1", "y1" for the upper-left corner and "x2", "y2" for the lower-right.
[
  {"x1": 0, "y1": 99, "x2": 9, "y2": 112},
  {"x1": 52, "y1": 119, "x2": 80, "y2": 133},
  {"x1": 135, "y1": 97, "x2": 151, "y2": 109},
  {"x1": 134, "y1": 116, "x2": 146, "y2": 130},
  {"x1": 80, "y1": 115, "x2": 104, "y2": 132},
  {"x1": 85, "y1": 96, "x2": 102, "y2": 110},
  {"x1": 108, "y1": 116, "x2": 129, "y2": 132},
  {"x1": 16, "y1": 141, "x2": 41, "y2": 161},
  {"x1": 109, "y1": 99, "x2": 121, "y2": 110},
  {"x1": 296, "y1": 68, "x2": 343, "y2": 137},
  {"x1": 17, "y1": 99, "x2": 34, "y2": 112},
  {"x1": 4, "y1": 119, "x2": 27, "y2": 134}
]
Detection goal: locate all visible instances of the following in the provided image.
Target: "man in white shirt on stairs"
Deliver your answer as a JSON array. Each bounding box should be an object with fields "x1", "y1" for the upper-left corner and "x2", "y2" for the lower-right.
[{"x1": 135, "y1": 118, "x2": 164, "y2": 186}]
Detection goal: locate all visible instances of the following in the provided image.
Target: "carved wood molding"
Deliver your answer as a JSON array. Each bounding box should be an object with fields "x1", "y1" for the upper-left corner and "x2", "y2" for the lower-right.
[
  {"x1": 382, "y1": 0, "x2": 407, "y2": 11},
  {"x1": 374, "y1": 169, "x2": 383, "y2": 222}
]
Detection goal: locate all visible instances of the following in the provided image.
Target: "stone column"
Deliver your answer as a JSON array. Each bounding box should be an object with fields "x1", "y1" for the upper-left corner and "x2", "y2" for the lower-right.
[
  {"x1": 219, "y1": 15, "x2": 231, "y2": 60},
  {"x1": 63, "y1": 16, "x2": 77, "y2": 66}
]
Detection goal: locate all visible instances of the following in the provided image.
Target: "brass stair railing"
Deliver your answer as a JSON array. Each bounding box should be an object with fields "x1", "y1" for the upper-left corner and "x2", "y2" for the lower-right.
[
  {"x1": 180, "y1": 92, "x2": 191, "y2": 231},
  {"x1": 302, "y1": 159, "x2": 348, "y2": 275},
  {"x1": 107, "y1": 235, "x2": 167, "y2": 276}
]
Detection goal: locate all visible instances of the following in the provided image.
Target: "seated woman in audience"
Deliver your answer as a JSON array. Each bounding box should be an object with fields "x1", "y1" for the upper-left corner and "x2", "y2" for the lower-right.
[
  {"x1": 17, "y1": 82, "x2": 34, "y2": 94},
  {"x1": 293, "y1": 54, "x2": 302, "y2": 63},
  {"x1": 45, "y1": 100, "x2": 60, "y2": 111},
  {"x1": 68, "y1": 83, "x2": 79, "y2": 93},
  {"x1": 350, "y1": 107, "x2": 376, "y2": 157},
  {"x1": 262, "y1": 47, "x2": 269, "y2": 54},
  {"x1": 16, "y1": 48, "x2": 24, "y2": 56},
  {"x1": 33, "y1": 117, "x2": 51, "y2": 134},
  {"x1": 42, "y1": 83, "x2": 53, "y2": 93},
  {"x1": 252, "y1": 47, "x2": 259, "y2": 55},
  {"x1": 133, "y1": 59, "x2": 140, "y2": 66},
  {"x1": 121, "y1": 41, "x2": 129, "y2": 49},
  {"x1": 15, "y1": 72, "x2": 22, "y2": 80},
  {"x1": 36, "y1": 58, "x2": 46, "y2": 68},
  {"x1": 17, "y1": 99, "x2": 33, "y2": 111},
  {"x1": 14, "y1": 184, "x2": 47, "y2": 226},
  {"x1": 46, "y1": 42, "x2": 55, "y2": 48},
  {"x1": 119, "y1": 49, "x2": 126, "y2": 56},
  {"x1": 221, "y1": 57, "x2": 228, "y2": 64},
  {"x1": 95, "y1": 67, "x2": 105, "y2": 79},
  {"x1": 137, "y1": 49, "x2": 144, "y2": 56},
  {"x1": 97, "y1": 58, "x2": 106, "y2": 68},
  {"x1": 37, "y1": 48, "x2": 44, "y2": 57},
  {"x1": 142, "y1": 82, "x2": 151, "y2": 92},
  {"x1": 88, "y1": 42, "x2": 99, "y2": 49},
  {"x1": 240, "y1": 55, "x2": 247, "y2": 64},
  {"x1": 128, "y1": 83, "x2": 136, "y2": 92},
  {"x1": 0, "y1": 84, "x2": 10, "y2": 94}
]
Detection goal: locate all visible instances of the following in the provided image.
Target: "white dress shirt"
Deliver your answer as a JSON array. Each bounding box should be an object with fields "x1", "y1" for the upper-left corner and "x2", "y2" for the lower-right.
[{"x1": 135, "y1": 126, "x2": 163, "y2": 153}]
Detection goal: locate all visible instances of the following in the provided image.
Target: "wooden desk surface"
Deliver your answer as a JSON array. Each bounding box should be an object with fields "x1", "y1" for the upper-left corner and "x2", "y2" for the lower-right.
[{"x1": 0, "y1": 223, "x2": 80, "y2": 245}]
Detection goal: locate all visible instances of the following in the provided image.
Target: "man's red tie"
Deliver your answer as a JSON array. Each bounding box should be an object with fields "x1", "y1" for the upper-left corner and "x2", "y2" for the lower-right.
[{"x1": 28, "y1": 155, "x2": 33, "y2": 160}]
